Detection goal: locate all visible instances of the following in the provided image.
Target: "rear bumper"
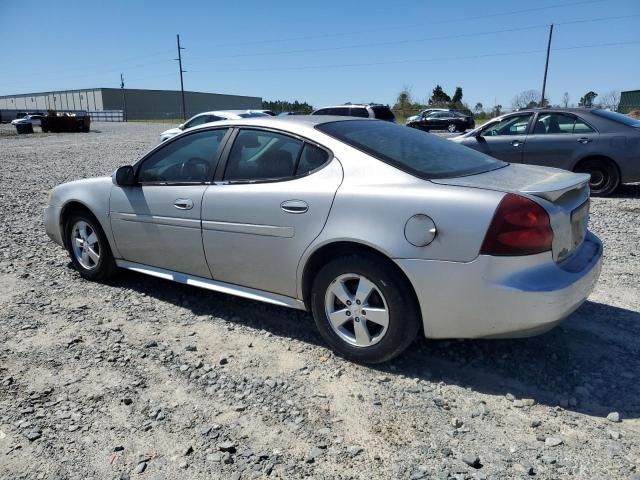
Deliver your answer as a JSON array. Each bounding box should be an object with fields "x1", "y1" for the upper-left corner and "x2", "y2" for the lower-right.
[
  {"x1": 395, "y1": 231, "x2": 602, "y2": 339},
  {"x1": 44, "y1": 205, "x2": 64, "y2": 247}
]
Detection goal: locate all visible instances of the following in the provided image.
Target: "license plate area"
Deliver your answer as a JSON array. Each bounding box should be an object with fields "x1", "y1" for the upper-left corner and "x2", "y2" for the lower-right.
[{"x1": 571, "y1": 200, "x2": 589, "y2": 250}]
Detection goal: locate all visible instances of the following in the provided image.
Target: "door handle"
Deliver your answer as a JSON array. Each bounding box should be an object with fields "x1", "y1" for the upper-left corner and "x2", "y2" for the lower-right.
[
  {"x1": 511, "y1": 140, "x2": 523, "y2": 147},
  {"x1": 173, "y1": 199, "x2": 194, "y2": 210},
  {"x1": 577, "y1": 137, "x2": 592, "y2": 144},
  {"x1": 281, "y1": 200, "x2": 308, "y2": 214}
]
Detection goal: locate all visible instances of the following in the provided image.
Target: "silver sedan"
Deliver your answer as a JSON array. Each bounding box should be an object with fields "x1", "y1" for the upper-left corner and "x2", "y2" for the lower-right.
[{"x1": 44, "y1": 117, "x2": 603, "y2": 363}]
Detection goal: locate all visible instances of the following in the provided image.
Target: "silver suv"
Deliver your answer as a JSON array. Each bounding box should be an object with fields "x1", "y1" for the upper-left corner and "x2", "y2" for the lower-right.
[{"x1": 312, "y1": 103, "x2": 395, "y2": 122}]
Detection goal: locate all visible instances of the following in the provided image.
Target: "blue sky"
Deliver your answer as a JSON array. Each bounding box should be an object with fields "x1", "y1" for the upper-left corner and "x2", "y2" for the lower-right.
[{"x1": 1, "y1": 0, "x2": 638, "y2": 110}]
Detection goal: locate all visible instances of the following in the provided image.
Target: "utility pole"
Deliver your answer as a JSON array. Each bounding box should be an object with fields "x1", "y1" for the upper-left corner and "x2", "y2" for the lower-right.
[
  {"x1": 540, "y1": 24, "x2": 553, "y2": 108},
  {"x1": 175, "y1": 34, "x2": 187, "y2": 121},
  {"x1": 120, "y1": 73, "x2": 127, "y2": 122}
]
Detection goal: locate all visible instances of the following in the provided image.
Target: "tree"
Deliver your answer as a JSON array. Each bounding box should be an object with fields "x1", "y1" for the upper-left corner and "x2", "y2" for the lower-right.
[
  {"x1": 393, "y1": 86, "x2": 414, "y2": 118},
  {"x1": 428, "y1": 85, "x2": 451, "y2": 106},
  {"x1": 578, "y1": 91, "x2": 598, "y2": 108},
  {"x1": 261, "y1": 99, "x2": 313, "y2": 113},
  {"x1": 474, "y1": 102, "x2": 483, "y2": 114},
  {"x1": 600, "y1": 90, "x2": 620, "y2": 111},
  {"x1": 562, "y1": 92, "x2": 570, "y2": 108},
  {"x1": 512, "y1": 90, "x2": 541, "y2": 110},
  {"x1": 491, "y1": 104, "x2": 502, "y2": 117},
  {"x1": 450, "y1": 87, "x2": 463, "y2": 105}
]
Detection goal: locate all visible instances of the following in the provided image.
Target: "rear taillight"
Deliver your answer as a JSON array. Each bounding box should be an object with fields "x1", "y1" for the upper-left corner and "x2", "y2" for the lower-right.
[{"x1": 480, "y1": 193, "x2": 552, "y2": 256}]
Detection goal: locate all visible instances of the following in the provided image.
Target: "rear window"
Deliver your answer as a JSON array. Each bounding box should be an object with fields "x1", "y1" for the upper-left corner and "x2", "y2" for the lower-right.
[
  {"x1": 316, "y1": 120, "x2": 505, "y2": 179},
  {"x1": 371, "y1": 106, "x2": 395, "y2": 121},
  {"x1": 592, "y1": 109, "x2": 640, "y2": 127}
]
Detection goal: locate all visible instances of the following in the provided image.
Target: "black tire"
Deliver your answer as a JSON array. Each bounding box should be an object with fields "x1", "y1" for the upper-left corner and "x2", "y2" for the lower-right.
[
  {"x1": 310, "y1": 254, "x2": 420, "y2": 364},
  {"x1": 574, "y1": 158, "x2": 620, "y2": 196},
  {"x1": 64, "y1": 212, "x2": 117, "y2": 281}
]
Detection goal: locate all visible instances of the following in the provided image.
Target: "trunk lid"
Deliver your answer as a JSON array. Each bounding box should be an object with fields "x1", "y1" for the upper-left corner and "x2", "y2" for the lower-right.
[{"x1": 432, "y1": 163, "x2": 591, "y2": 263}]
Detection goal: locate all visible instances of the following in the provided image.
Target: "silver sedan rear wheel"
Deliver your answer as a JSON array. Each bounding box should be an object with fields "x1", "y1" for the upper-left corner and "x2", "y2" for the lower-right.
[
  {"x1": 71, "y1": 220, "x2": 100, "y2": 270},
  {"x1": 324, "y1": 273, "x2": 389, "y2": 347}
]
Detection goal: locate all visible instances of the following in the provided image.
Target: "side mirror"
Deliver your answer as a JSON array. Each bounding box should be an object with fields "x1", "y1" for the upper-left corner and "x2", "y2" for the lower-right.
[
  {"x1": 113, "y1": 165, "x2": 136, "y2": 186},
  {"x1": 178, "y1": 123, "x2": 185, "y2": 130}
]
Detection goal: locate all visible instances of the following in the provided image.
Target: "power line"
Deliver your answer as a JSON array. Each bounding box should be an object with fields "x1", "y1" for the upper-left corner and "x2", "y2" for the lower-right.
[
  {"x1": 211, "y1": 0, "x2": 605, "y2": 48},
  {"x1": 191, "y1": 14, "x2": 639, "y2": 61},
  {"x1": 190, "y1": 40, "x2": 640, "y2": 74}
]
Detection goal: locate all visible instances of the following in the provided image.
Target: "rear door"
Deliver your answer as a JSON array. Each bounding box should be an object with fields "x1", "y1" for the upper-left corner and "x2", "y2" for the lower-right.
[
  {"x1": 201, "y1": 128, "x2": 343, "y2": 297},
  {"x1": 460, "y1": 113, "x2": 533, "y2": 163},
  {"x1": 521, "y1": 112, "x2": 599, "y2": 169}
]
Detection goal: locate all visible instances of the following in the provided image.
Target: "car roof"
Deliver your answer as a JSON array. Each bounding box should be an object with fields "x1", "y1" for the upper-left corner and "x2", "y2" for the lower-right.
[
  {"x1": 187, "y1": 115, "x2": 372, "y2": 131},
  {"x1": 314, "y1": 104, "x2": 389, "y2": 109}
]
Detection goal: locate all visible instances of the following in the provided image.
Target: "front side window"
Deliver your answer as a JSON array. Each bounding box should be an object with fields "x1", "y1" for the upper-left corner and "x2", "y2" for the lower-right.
[
  {"x1": 482, "y1": 114, "x2": 532, "y2": 137},
  {"x1": 317, "y1": 120, "x2": 504, "y2": 179},
  {"x1": 224, "y1": 129, "x2": 303, "y2": 181},
  {"x1": 138, "y1": 129, "x2": 228, "y2": 184}
]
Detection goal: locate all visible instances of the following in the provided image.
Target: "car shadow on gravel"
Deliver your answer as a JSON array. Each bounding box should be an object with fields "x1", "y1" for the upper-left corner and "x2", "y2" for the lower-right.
[
  {"x1": 109, "y1": 270, "x2": 640, "y2": 420},
  {"x1": 609, "y1": 182, "x2": 640, "y2": 198}
]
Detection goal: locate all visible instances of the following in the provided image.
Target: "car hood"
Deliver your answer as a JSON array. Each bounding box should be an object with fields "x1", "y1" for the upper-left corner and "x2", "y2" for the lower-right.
[
  {"x1": 161, "y1": 127, "x2": 182, "y2": 136},
  {"x1": 406, "y1": 115, "x2": 418, "y2": 123},
  {"x1": 432, "y1": 163, "x2": 590, "y2": 202}
]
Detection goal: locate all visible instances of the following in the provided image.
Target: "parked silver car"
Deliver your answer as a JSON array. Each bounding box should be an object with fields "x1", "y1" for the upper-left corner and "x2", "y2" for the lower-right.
[
  {"x1": 44, "y1": 117, "x2": 602, "y2": 363},
  {"x1": 159, "y1": 110, "x2": 269, "y2": 142},
  {"x1": 450, "y1": 108, "x2": 640, "y2": 195}
]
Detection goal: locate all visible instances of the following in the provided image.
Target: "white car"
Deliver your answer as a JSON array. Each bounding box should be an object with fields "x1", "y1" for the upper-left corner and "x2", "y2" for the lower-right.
[
  {"x1": 159, "y1": 110, "x2": 270, "y2": 142},
  {"x1": 12, "y1": 114, "x2": 44, "y2": 127}
]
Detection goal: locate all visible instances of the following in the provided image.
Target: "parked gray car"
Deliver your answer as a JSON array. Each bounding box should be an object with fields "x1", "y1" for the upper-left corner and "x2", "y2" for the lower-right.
[
  {"x1": 44, "y1": 117, "x2": 602, "y2": 363},
  {"x1": 450, "y1": 108, "x2": 640, "y2": 195}
]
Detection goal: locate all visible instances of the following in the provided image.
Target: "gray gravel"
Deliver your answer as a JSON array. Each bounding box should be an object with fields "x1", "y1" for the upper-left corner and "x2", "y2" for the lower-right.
[{"x1": 0, "y1": 122, "x2": 639, "y2": 479}]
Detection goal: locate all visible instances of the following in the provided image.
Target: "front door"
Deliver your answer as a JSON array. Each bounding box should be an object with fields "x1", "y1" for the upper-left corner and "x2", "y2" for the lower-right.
[
  {"x1": 462, "y1": 113, "x2": 533, "y2": 163},
  {"x1": 110, "y1": 128, "x2": 229, "y2": 278},
  {"x1": 202, "y1": 128, "x2": 343, "y2": 298}
]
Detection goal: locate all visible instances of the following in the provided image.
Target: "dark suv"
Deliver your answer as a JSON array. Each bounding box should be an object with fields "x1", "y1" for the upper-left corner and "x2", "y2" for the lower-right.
[{"x1": 311, "y1": 103, "x2": 395, "y2": 122}]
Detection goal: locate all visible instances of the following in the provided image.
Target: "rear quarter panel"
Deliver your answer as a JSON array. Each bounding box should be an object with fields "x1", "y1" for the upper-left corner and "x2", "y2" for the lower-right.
[{"x1": 296, "y1": 142, "x2": 505, "y2": 297}]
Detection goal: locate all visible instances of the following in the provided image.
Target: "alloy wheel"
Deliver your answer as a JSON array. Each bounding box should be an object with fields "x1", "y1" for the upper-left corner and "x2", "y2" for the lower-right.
[
  {"x1": 71, "y1": 220, "x2": 100, "y2": 270},
  {"x1": 324, "y1": 273, "x2": 389, "y2": 347}
]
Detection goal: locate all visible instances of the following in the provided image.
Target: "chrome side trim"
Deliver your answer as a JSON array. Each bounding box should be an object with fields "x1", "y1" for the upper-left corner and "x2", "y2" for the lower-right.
[
  {"x1": 112, "y1": 212, "x2": 201, "y2": 229},
  {"x1": 202, "y1": 220, "x2": 294, "y2": 238},
  {"x1": 115, "y1": 260, "x2": 306, "y2": 310}
]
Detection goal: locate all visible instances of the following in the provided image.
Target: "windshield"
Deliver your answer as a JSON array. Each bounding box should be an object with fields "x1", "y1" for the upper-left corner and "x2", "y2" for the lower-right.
[
  {"x1": 317, "y1": 120, "x2": 505, "y2": 179},
  {"x1": 238, "y1": 112, "x2": 269, "y2": 118},
  {"x1": 592, "y1": 109, "x2": 640, "y2": 127}
]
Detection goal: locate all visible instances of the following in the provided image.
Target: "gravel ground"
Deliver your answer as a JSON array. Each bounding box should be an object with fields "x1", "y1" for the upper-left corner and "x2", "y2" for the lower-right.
[{"x1": 1, "y1": 122, "x2": 639, "y2": 480}]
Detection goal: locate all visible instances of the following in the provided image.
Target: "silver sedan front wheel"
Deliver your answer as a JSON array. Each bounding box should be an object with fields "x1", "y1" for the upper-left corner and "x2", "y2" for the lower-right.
[
  {"x1": 324, "y1": 273, "x2": 389, "y2": 347},
  {"x1": 71, "y1": 220, "x2": 100, "y2": 270}
]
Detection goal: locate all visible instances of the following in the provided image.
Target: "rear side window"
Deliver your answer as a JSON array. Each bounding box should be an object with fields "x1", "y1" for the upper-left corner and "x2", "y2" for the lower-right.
[
  {"x1": 224, "y1": 129, "x2": 302, "y2": 181},
  {"x1": 371, "y1": 106, "x2": 395, "y2": 121},
  {"x1": 349, "y1": 107, "x2": 369, "y2": 118},
  {"x1": 317, "y1": 120, "x2": 504, "y2": 179},
  {"x1": 573, "y1": 119, "x2": 595, "y2": 134},
  {"x1": 296, "y1": 144, "x2": 329, "y2": 175}
]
